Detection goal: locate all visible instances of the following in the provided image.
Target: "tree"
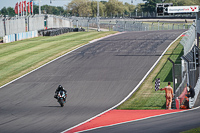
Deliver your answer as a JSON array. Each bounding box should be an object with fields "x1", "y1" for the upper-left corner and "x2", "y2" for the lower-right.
[
  {"x1": 124, "y1": 2, "x2": 136, "y2": 17},
  {"x1": 57, "y1": 6, "x2": 64, "y2": 15},
  {"x1": 1, "y1": 7, "x2": 8, "y2": 16},
  {"x1": 52, "y1": 7, "x2": 59, "y2": 15},
  {"x1": 91, "y1": 1, "x2": 106, "y2": 17},
  {"x1": 142, "y1": 0, "x2": 163, "y2": 13},
  {"x1": 164, "y1": 0, "x2": 195, "y2": 6},
  {"x1": 67, "y1": 0, "x2": 92, "y2": 17},
  {"x1": 7, "y1": 7, "x2": 15, "y2": 16},
  {"x1": 41, "y1": 5, "x2": 52, "y2": 14},
  {"x1": 105, "y1": 0, "x2": 124, "y2": 17},
  {"x1": 136, "y1": 3, "x2": 145, "y2": 14},
  {"x1": 33, "y1": 5, "x2": 39, "y2": 14}
]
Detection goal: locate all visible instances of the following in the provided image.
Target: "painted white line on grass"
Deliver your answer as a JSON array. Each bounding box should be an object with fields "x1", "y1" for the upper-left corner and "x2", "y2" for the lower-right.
[
  {"x1": 61, "y1": 31, "x2": 187, "y2": 133},
  {"x1": 0, "y1": 32, "x2": 122, "y2": 90}
]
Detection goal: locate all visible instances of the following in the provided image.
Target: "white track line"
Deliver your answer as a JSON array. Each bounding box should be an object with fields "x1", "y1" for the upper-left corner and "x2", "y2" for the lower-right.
[{"x1": 61, "y1": 31, "x2": 189, "y2": 133}]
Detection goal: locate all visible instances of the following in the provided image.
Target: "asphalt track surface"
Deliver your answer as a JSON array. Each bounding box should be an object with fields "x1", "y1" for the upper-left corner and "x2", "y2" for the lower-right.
[{"x1": 0, "y1": 30, "x2": 186, "y2": 133}]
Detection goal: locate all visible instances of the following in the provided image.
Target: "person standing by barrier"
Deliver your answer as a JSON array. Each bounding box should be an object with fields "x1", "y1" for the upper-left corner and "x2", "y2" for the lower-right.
[
  {"x1": 186, "y1": 84, "x2": 195, "y2": 98},
  {"x1": 158, "y1": 82, "x2": 174, "y2": 109}
]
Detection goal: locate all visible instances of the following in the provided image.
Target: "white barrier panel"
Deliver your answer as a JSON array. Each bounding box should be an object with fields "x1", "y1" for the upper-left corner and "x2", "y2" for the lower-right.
[
  {"x1": 3, "y1": 30, "x2": 38, "y2": 43},
  {"x1": 16, "y1": 30, "x2": 38, "y2": 41},
  {"x1": 3, "y1": 36, "x2": 7, "y2": 43},
  {"x1": 3, "y1": 34, "x2": 16, "y2": 43}
]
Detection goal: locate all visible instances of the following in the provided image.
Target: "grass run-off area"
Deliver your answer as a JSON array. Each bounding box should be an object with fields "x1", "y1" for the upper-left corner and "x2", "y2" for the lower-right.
[
  {"x1": 181, "y1": 127, "x2": 200, "y2": 133},
  {"x1": 117, "y1": 37, "x2": 184, "y2": 110},
  {"x1": 0, "y1": 31, "x2": 117, "y2": 87}
]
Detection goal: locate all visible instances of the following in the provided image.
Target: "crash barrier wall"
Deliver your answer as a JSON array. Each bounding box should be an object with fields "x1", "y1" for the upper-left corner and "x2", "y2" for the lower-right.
[
  {"x1": 0, "y1": 18, "x2": 5, "y2": 37},
  {"x1": 3, "y1": 30, "x2": 38, "y2": 43},
  {"x1": 2, "y1": 17, "x2": 26, "y2": 36},
  {"x1": 0, "y1": 15, "x2": 72, "y2": 38},
  {"x1": 29, "y1": 15, "x2": 44, "y2": 31},
  {"x1": 46, "y1": 15, "x2": 72, "y2": 29},
  {"x1": 38, "y1": 27, "x2": 85, "y2": 36},
  {"x1": 180, "y1": 24, "x2": 196, "y2": 55}
]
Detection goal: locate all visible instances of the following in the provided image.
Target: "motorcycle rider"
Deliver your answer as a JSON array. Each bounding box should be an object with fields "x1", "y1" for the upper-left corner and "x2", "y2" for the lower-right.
[{"x1": 54, "y1": 85, "x2": 67, "y2": 101}]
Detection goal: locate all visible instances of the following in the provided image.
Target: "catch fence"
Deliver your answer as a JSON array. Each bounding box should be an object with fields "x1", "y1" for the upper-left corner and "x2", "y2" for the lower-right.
[{"x1": 69, "y1": 17, "x2": 192, "y2": 32}]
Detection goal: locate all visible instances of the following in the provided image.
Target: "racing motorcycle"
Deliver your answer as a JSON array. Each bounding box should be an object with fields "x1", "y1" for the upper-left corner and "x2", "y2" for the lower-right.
[{"x1": 56, "y1": 91, "x2": 66, "y2": 107}]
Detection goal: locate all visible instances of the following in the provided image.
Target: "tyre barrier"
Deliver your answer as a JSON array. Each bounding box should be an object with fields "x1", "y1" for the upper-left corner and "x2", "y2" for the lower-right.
[{"x1": 38, "y1": 27, "x2": 85, "y2": 37}]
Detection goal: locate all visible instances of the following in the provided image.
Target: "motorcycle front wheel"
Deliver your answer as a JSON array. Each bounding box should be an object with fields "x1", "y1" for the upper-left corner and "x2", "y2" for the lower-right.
[{"x1": 59, "y1": 99, "x2": 64, "y2": 107}]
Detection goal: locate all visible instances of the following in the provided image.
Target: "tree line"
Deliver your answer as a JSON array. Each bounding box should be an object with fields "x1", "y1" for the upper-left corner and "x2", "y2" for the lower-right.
[{"x1": 1, "y1": 0, "x2": 200, "y2": 17}]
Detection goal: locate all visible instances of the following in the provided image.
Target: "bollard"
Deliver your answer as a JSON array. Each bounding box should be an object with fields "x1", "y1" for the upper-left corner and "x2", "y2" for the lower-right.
[{"x1": 175, "y1": 97, "x2": 180, "y2": 109}]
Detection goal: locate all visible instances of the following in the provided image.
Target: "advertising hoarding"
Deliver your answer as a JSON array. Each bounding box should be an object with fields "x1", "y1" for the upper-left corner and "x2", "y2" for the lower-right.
[{"x1": 168, "y1": 6, "x2": 199, "y2": 13}]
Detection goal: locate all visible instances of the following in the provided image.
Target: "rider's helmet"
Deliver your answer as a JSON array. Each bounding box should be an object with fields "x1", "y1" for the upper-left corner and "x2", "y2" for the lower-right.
[{"x1": 58, "y1": 85, "x2": 63, "y2": 90}]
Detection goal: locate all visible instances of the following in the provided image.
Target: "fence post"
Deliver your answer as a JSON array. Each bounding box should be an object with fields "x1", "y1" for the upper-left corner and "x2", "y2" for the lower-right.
[
  {"x1": 109, "y1": 21, "x2": 111, "y2": 31},
  {"x1": 87, "y1": 19, "x2": 89, "y2": 32},
  {"x1": 3, "y1": 17, "x2": 6, "y2": 35},
  {"x1": 76, "y1": 20, "x2": 78, "y2": 28},
  {"x1": 124, "y1": 21, "x2": 126, "y2": 32},
  {"x1": 168, "y1": 58, "x2": 176, "y2": 93},
  {"x1": 168, "y1": 57, "x2": 176, "y2": 109}
]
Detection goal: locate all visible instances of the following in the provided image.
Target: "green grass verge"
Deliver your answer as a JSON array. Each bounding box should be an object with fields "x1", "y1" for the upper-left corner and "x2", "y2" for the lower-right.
[
  {"x1": 0, "y1": 31, "x2": 117, "y2": 87},
  {"x1": 117, "y1": 37, "x2": 184, "y2": 110},
  {"x1": 181, "y1": 127, "x2": 200, "y2": 133}
]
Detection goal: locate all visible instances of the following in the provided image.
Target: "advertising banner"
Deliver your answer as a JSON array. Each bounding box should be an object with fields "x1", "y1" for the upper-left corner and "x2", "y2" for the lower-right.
[
  {"x1": 15, "y1": 2, "x2": 18, "y2": 14},
  {"x1": 168, "y1": 6, "x2": 199, "y2": 13}
]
